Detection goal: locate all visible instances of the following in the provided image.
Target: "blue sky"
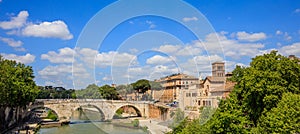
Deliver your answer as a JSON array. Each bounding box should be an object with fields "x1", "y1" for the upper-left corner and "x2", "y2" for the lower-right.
[{"x1": 0, "y1": 0, "x2": 300, "y2": 89}]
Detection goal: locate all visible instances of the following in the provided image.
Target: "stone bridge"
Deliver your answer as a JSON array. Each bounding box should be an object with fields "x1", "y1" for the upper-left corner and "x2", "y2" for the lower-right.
[{"x1": 29, "y1": 99, "x2": 166, "y2": 121}]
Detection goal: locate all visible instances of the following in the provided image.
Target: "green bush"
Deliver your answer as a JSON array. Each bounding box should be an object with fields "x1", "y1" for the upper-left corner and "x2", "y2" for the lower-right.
[
  {"x1": 132, "y1": 119, "x2": 139, "y2": 127},
  {"x1": 116, "y1": 108, "x2": 124, "y2": 115},
  {"x1": 47, "y1": 110, "x2": 58, "y2": 121}
]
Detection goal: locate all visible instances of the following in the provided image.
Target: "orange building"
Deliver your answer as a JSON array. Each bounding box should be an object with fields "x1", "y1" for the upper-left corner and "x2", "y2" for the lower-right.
[{"x1": 155, "y1": 73, "x2": 199, "y2": 103}]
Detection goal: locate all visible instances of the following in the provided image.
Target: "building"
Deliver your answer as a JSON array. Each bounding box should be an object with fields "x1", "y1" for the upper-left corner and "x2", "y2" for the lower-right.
[
  {"x1": 179, "y1": 61, "x2": 235, "y2": 112},
  {"x1": 197, "y1": 62, "x2": 235, "y2": 108},
  {"x1": 155, "y1": 73, "x2": 199, "y2": 103},
  {"x1": 288, "y1": 55, "x2": 300, "y2": 64},
  {"x1": 178, "y1": 81, "x2": 201, "y2": 111}
]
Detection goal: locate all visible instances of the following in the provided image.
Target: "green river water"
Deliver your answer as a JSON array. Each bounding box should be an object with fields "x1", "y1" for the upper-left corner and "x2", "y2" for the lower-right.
[{"x1": 37, "y1": 109, "x2": 147, "y2": 134}]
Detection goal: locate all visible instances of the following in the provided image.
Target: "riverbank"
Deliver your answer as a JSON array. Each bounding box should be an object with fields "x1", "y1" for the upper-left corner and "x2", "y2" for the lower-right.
[
  {"x1": 139, "y1": 119, "x2": 171, "y2": 134},
  {"x1": 111, "y1": 118, "x2": 171, "y2": 134}
]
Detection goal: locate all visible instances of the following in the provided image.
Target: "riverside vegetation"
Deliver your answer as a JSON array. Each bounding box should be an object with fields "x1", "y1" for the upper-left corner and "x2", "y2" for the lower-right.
[
  {"x1": 167, "y1": 51, "x2": 300, "y2": 133},
  {"x1": 0, "y1": 55, "x2": 39, "y2": 133}
]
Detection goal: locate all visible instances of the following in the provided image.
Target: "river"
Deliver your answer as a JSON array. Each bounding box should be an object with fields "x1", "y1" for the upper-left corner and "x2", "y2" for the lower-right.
[{"x1": 37, "y1": 109, "x2": 147, "y2": 134}]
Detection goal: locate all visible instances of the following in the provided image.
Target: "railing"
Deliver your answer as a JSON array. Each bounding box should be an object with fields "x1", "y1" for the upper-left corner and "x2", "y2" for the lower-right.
[{"x1": 34, "y1": 99, "x2": 152, "y2": 104}]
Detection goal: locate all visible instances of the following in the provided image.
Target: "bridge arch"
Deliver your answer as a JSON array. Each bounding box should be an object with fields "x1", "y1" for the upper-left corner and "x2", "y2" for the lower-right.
[
  {"x1": 114, "y1": 104, "x2": 143, "y2": 118},
  {"x1": 28, "y1": 105, "x2": 60, "y2": 119},
  {"x1": 73, "y1": 104, "x2": 105, "y2": 121}
]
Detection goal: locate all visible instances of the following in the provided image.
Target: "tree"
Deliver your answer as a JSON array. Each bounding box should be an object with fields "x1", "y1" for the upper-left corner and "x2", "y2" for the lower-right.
[
  {"x1": 132, "y1": 79, "x2": 150, "y2": 94},
  {"x1": 98, "y1": 85, "x2": 119, "y2": 100},
  {"x1": 206, "y1": 51, "x2": 300, "y2": 133},
  {"x1": 37, "y1": 89, "x2": 51, "y2": 99},
  {"x1": 170, "y1": 108, "x2": 185, "y2": 129},
  {"x1": 170, "y1": 51, "x2": 300, "y2": 133},
  {"x1": 132, "y1": 79, "x2": 150, "y2": 101},
  {"x1": 0, "y1": 56, "x2": 39, "y2": 132},
  {"x1": 198, "y1": 106, "x2": 216, "y2": 125},
  {"x1": 179, "y1": 119, "x2": 211, "y2": 134},
  {"x1": 257, "y1": 92, "x2": 300, "y2": 133},
  {"x1": 116, "y1": 84, "x2": 134, "y2": 99},
  {"x1": 149, "y1": 81, "x2": 162, "y2": 90},
  {"x1": 75, "y1": 84, "x2": 102, "y2": 99}
]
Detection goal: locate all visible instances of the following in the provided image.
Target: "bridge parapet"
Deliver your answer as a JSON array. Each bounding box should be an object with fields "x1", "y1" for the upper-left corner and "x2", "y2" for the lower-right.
[{"x1": 31, "y1": 99, "x2": 157, "y2": 121}]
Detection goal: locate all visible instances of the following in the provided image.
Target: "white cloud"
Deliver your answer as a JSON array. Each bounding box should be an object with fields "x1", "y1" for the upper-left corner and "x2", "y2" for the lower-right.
[
  {"x1": 236, "y1": 31, "x2": 267, "y2": 42},
  {"x1": 38, "y1": 63, "x2": 89, "y2": 79},
  {"x1": 22, "y1": 20, "x2": 73, "y2": 40},
  {"x1": 72, "y1": 48, "x2": 137, "y2": 68},
  {"x1": 146, "y1": 20, "x2": 156, "y2": 29},
  {"x1": 39, "y1": 64, "x2": 72, "y2": 77},
  {"x1": 0, "y1": 11, "x2": 28, "y2": 29},
  {"x1": 41, "y1": 47, "x2": 75, "y2": 63},
  {"x1": 284, "y1": 32, "x2": 292, "y2": 41},
  {"x1": 192, "y1": 55, "x2": 223, "y2": 65},
  {"x1": 176, "y1": 45, "x2": 202, "y2": 56},
  {"x1": 280, "y1": 42, "x2": 300, "y2": 56},
  {"x1": 125, "y1": 65, "x2": 179, "y2": 81},
  {"x1": 146, "y1": 55, "x2": 174, "y2": 65},
  {"x1": 41, "y1": 47, "x2": 136, "y2": 67},
  {"x1": 182, "y1": 17, "x2": 198, "y2": 22},
  {"x1": 1, "y1": 53, "x2": 35, "y2": 64},
  {"x1": 155, "y1": 44, "x2": 181, "y2": 54},
  {"x1": 294, "y1": 8, "x2": 300, "y2": 13},
  {"x1": 14, "y1": 47, "x2": 26, "y2": 52},
  {"x1": 129, "y1": 48, "x2": 138, "y2": 54},
  {"x1": 276, "y1": 30, "x2": 282, "y2": 35},
  {"x1": 153, "y1": 65, "x2": 178, "y2": 74},
  {"x1": 0, "y1": 11, "x2": 73, "y2": 40},
  {"x1": 194, "y1": 32, "x2": 265, "y2": 58},
  {"x1": 102, "y1": 76, "x2": 112, "y2": 81},
  {"x1": 0, "y1": 36, "x2": 23, "y2": 47},
  {"x1": 96, "y1": 51, "x2": 137, "y2": 67}
]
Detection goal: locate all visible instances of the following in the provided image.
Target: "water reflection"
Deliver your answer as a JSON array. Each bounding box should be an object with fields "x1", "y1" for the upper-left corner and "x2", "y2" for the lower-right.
[
  {"x1": 38, "y1": 107, "x2": 146, "y2": 134},
  {"x1": 71, "y1": 107, "x2": 103, "y2": 121}
]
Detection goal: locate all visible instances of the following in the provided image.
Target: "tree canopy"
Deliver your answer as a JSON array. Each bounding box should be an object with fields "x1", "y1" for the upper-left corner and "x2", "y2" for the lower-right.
[
  {"x1": 168, "y1": 51, "x2": 300, "y2": 133},
  {"x1": 75, "y1": 84, "x2": 102, "y2": 99},
  {"x1": 98, "y1": 85, "x2": 120, "y2": 100},
  {"x1": 0, "y1": 55, "x2": 39, "y2": 107},
  {"x1": 209, "y1": 51, "x2": 300, "y2": 133},
  {"x1": 0, "y1": 56, "x2": 39, "y2": 132},
  {"x1": 131, "y1": 79, "x2": 150, "y2": 94}
]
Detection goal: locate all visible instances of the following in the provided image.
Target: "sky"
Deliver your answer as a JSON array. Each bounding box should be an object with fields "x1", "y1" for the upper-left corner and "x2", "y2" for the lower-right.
[{"x1": 0, "y1": 0, "x2": 300, "y2": 89}]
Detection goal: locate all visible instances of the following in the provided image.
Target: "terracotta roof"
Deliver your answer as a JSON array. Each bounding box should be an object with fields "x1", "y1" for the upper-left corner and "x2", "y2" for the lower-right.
[
  {"x1": 209, "y1": 81, "x2": 236, "y2": 92},
  {"x1": 225, "y1": 82, "x2": 236, "y2": 90},
  {"x1": 205, "y1": 76, "x2": 226, "y2": 82},
  {"x1": 158, "y1": 73, "x2": 198, "y2": 81},
  {"x1": 212, "y1": 61, "x2": 224, "y2": 64}
]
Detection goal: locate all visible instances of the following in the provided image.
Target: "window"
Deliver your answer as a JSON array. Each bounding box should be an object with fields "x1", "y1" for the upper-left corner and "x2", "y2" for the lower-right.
[
  {"x1": 192, "y1": 93, "x2": 197, "y2": 97},
  {"x1": 203, "y1": 100, "x2": 211, "y2": 106},
  {"x1": 186, "y1": 93, "x2": 191, "y2": 97}
]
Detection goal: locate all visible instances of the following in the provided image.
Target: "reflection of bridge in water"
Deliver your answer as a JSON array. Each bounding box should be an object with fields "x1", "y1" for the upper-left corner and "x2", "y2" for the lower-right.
[{"x1": 29, "y1": 99, "x2": 169, "y2": 122}]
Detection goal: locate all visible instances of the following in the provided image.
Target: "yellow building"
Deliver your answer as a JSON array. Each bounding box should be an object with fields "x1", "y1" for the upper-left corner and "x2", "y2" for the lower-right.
[
  {"x1": 197, "y1": 62, "x2": 235, "y2": 108},
  {"x1": 155, "y1": 73, "x2": 199, "y2": 103},
  {"x1": 179, "y1": 61, "x2": 235, "y2": 112}
]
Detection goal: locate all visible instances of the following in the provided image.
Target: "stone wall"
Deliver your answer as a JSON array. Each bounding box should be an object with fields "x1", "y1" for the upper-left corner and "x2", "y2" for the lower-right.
[{"x1": 148, "y1": 104, "x2": 169, "y2": 120}]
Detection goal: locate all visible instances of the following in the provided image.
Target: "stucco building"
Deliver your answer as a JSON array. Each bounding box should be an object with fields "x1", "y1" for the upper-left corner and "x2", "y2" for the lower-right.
[
  {"x1": 179, "y1": 61, "x2": 235, "y2": 112},
  {"x1": 155, "y1": 73, "x2": 199, "y2": 103}
]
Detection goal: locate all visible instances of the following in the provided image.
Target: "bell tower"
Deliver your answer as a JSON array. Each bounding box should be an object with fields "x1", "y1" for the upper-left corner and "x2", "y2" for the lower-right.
[{"x1": 212, "y1": 62, "x2": 225, "y2": 77}]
